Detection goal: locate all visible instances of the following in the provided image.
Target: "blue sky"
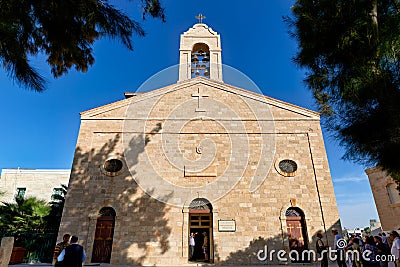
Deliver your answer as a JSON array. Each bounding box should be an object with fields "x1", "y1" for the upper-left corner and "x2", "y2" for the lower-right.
[{"x1": 0, "y1": 0, "x2": 378, "y2": 229}]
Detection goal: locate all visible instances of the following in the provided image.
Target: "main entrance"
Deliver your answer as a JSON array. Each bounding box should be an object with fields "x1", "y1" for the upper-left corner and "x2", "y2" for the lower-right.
[{"x1": 188, "y1": 198, "x2": 213, "y2": 263}]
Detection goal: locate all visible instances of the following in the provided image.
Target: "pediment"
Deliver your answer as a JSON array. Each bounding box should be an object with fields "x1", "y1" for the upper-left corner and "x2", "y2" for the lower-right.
[
  {"x1": 80, "y1": 77, "x2": 319, "y2": 121},
  {"x1": 182, "y1": 23, "x2": 219, "y2": 37}
]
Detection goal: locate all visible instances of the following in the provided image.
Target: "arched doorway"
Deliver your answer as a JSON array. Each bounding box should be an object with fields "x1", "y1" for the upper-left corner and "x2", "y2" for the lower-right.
[
  {"x1": 91, "y1": 207, "x2": 116, "y2": 263},
  {"x1": 189, "y1": 198, "x2": 213, "y2": 263},
  {"x1": 285, "y1": 207, "x2": 309, "y2": 263}
]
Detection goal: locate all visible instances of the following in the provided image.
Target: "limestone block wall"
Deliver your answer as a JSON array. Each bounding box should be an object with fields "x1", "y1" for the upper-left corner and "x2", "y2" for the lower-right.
[
  {"x1": 366, "y1": 167, "x2": 400, "y2": 231},
  {"x1": 0, "y1": 237, "x2": 14, "y2": 267},
  {"x1": 0, "y1": 169, "x2": 70, "y2": 203},
  {"x1": 59, "y1": 80, "x2": 341, "y2": 265}
]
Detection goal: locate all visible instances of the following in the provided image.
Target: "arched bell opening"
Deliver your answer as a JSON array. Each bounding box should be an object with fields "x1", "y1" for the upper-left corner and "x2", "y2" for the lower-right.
[
  {"x1": 188, "y1": 198, "x2": 213, "y2": 263},
  {"x1": 91, "y1": 207, "x2": 116, "y2": 263},
  {"x1": 285, "y1": 207, "x2": 310, "y2": 263},
  {"x1": 191, "y1": 43, "x2": 210, "y2": 78}
]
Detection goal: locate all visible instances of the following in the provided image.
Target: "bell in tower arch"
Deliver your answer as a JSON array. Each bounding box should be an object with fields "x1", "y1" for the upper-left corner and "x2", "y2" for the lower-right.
[{"x1": 191, "y1": 43, "x2": 210, "y2": 78}]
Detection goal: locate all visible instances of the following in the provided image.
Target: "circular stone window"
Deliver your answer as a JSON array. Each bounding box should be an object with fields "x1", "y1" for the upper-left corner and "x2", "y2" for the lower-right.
[
  {"x1": 276, "y1": 159, "x2": 298, "y2": 177},
  {"x1": 102, "y1": 158, "x2": 125, "y2": 176}
]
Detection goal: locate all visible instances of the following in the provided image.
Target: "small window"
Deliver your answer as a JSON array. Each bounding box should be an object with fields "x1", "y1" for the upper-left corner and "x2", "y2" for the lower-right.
[
  {"x1": 275, "y1": 159, "x2": 298, "y2": 177},
  {"x1": 52, "y1": 187, "x2": 63, "y2": 201},
  {"x1": 101, "y1": 158, "x2": 125, "y2": 176},
  {"x1": 104, "y1": 159, "x2": 123, "y2": 172},
  {"x1": 279, "y1": 160, "x2": 298, "y2": 173},
  {"x1": 16, "y1": 188, "x2": 26, "y2": 199}
]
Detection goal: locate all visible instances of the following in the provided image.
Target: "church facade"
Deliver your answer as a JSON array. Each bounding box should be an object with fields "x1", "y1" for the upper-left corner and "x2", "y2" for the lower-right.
[{"x1": 59, "y1": 21, "x2": 341, "y2": 265}]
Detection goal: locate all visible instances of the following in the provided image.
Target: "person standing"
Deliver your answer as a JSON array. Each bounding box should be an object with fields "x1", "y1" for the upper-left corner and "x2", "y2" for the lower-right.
[
  {"x1": 332, "y1": 229, "x2": 347, "y2": 267},
  {"x1": 389, "y1": 231, "x2": 400, "y2": 267},
  {"x1": 202, "y1": 232, "x2": 209, "y2": 262},
  {"x1": 53, "y1": 234, "x2": 70, "y2": 266},
  {"x1": 189, "y1": 232, "x2": 195, "y2": 261},
  {"x1": 364, "y1": 236, "x2": 379, "y2": 267},
  {"x1": 316, "y1": 232, "x2": 328, "y2": 267},
  {"x1": 381, "y1": 233, "x2": 389, "y2": 247},
  {"x1": 375, "y1": 235, "x2": 389, "y2": 267},
  {"x1": 57, "y1": 235, "x2": 86, "y2": 267},
  {"x1": 347, "y1": 238, "x2": 363, "y2": 267}
]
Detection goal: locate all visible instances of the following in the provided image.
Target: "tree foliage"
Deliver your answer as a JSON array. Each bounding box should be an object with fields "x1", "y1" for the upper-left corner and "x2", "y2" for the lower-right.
[
  {"x1": 0, "y1": 196, "x2": 51, "y2": 232},
  {"x1": 285, "y1": 0, "x2": 400, "y2": 187},
  {"x1": 0, "y1": 0, "x2": 165, "y2": 91},
  {"x1": 47, "y1": 184, "x2": 68, "y2": 228}
]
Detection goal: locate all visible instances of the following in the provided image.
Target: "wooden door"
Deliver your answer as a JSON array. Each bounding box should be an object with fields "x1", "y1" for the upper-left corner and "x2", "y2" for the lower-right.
[
  {"x1": 91, "y1": 215, "x2": 115, "y2": 263},
  {"x1": 286, "y1": 215, "x2": 309, "y2": 262},
  {"x1": 286, "y1": 216, "x2": 305, "y2": 248}
]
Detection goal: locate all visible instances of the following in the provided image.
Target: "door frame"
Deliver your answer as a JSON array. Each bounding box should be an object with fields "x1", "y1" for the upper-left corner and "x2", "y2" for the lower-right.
[{"x1": 188, "y1": 210, "x2": 213, "y2": 263}]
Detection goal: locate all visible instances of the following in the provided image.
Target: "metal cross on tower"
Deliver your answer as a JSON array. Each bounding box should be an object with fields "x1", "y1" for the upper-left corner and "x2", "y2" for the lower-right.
[{"x1": 195, "y1": 13, "x2": 206, "y2": 24}]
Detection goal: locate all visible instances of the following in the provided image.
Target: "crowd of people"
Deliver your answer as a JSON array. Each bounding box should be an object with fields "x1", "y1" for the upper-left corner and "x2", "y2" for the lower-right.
[
  {"x1": 51, "y1": 229, "x2": 398, "y2": 266},
  {"x1": 317, "y1": 230, "x2": 400, "y2": 267}
]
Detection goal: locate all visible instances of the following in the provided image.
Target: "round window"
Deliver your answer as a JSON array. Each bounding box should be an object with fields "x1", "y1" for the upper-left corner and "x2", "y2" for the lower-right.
[
  {"x1": 276, "y1": 159, "x2": 298, "y2": 177},
  {"x1": 103, "y1": 159, "x2": 123, "y2": 173},
  {"x1": 279, "y1": 160, "x2": 297, "y2": 173}
]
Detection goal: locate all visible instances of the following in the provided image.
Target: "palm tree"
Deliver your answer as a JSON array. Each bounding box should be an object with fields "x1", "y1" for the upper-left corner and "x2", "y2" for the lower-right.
[
  {"x1": 47, "y1": 184, "x2": 68, "y2": 229},
  {"x1": 0, "y1": 196, "x2": 51, "y2": 246}
]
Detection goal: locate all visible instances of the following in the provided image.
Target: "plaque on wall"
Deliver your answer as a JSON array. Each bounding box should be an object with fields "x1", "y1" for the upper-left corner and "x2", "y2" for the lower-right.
[{"x1": 218, "y1": 220, "x2": 236, "y2": 232}]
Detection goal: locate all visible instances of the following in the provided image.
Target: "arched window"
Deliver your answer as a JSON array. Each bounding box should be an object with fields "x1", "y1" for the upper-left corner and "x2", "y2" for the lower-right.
[
  {"x1": 189, "y1": 197, "x2": 213, "y2": 211},
  {"x1": 386, "y1": 184, "x2": 400, "y2": 204},
  {"x1": 191, "y1": 43, "x2": 210, "y2": 78},
  {"x1": 99, "y1": 207, "x2": 116, "y2": 216}
]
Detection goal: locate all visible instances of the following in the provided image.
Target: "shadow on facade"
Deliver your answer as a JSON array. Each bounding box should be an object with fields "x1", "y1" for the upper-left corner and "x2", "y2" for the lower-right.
[
  {"x1": 63, "y1": 124, "x2": 172, "y2": 265},
  {"x1": 220, "y1": 220, "x2": 341, "y2": 265},
  {"x1": 64, "y1": 127, "x2": 342, "y2": 265}
]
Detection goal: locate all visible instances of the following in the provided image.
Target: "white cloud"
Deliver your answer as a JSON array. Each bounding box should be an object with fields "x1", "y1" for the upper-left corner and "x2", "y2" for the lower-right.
[
  {"x1": 333, "y1": 176, "x2": 368, "y2": 183},
  {"x1": 335, "y1": 192, "x2": 372, "y2": 201}
]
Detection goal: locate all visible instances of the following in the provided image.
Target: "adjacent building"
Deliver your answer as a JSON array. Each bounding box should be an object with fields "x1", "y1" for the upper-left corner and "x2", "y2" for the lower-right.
[
  {"x1": 0, "y1": 168, "x2": 70, "y2": 203},
  {"x1": 366, "y1": 167, "x2": 400, "y2": 231}
]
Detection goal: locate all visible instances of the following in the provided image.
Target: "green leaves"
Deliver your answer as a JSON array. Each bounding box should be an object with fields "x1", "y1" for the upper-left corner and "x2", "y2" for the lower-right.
[
  {"x1": 0, "y1": 0, "x2": 165, "y2": 91},
  {"x1": 0, "y1": 196, "x2": 51, "y2": 231},
  {"x1": 287, "y1": 0, "x2": 400, "y2": 185}
]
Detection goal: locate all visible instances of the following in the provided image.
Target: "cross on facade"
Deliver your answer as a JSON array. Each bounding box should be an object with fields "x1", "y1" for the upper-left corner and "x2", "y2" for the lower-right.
[
  {"x1": 192, "y1": 87, "x2": 209, "y2": 112},
  {"x1": 195, "y1": 13, "x2": 206, "y2": 24}
]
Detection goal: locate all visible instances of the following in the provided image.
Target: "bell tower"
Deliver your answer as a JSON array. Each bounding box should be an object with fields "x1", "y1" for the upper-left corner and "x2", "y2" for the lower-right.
[{"x1": 178, "y1": 14, "x2": 223, "y2": 82}]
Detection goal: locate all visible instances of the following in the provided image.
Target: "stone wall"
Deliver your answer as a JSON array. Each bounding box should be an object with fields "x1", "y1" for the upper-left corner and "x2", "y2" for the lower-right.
[
  {"x1": 59, "y1": 79, "x2": 341, "y2": 265},
  {"x1": 0, "y1": 169, "x2": 70, "y2": 203},
  {"x1": 366, "y1": 167, "x2": 400, "y2": 231},
  {"x1": 0, "y1": 237, "x2": 14, "y2": 267}
]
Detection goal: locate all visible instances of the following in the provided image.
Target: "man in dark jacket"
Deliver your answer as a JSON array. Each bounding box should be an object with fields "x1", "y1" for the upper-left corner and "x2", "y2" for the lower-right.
[{"x1": 57, "y1": 235, "x2": 86, "y2": 267}]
